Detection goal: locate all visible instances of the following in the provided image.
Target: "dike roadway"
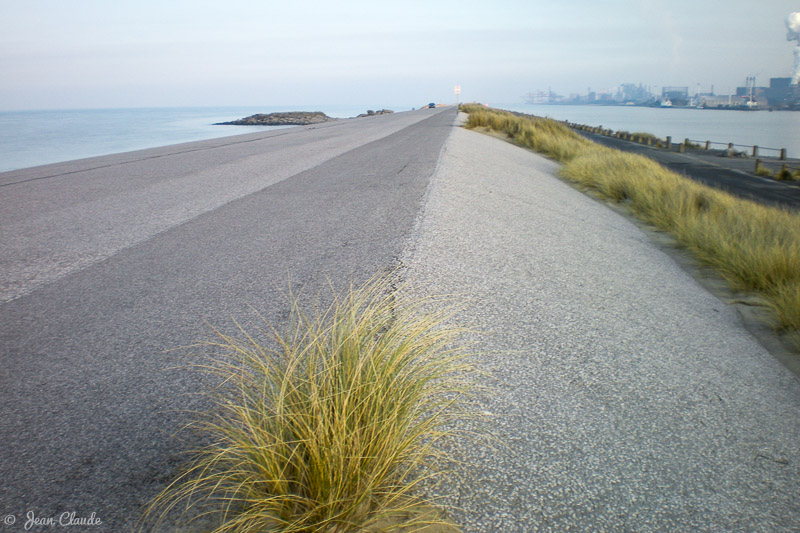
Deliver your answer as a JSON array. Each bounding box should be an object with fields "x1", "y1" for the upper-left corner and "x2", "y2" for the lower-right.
[
  {"x1": 2, "y1": 107, "x2": 799, "y2": 532},
  {"x1": 0, "y1": 106, "x2": 456, "y2": 531}
]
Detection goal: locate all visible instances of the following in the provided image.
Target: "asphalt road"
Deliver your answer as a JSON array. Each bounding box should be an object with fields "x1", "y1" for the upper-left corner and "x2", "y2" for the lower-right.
[
  {"x1": 0, "y1": 108, "x2": 449, "y2": 303},
  {"x1": 0, "y1": 106, "x2": 456, "y2": 532},
  {"x1": 576, "y1": 131, "x2": 800, "y2": 210}
]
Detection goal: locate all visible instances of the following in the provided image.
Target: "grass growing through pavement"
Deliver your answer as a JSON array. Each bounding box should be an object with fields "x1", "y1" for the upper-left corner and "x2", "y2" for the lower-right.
[
  {"x1": 142, "y1": 276, "x2": 474, "y2": 532},
  {"x1": 462, "y1": 104, "x2": 800, "y2": 335}
]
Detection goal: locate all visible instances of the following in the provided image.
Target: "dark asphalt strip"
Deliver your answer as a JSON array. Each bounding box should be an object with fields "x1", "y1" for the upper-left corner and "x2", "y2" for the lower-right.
[{"x1": 578, "y1": 132, "x2": 800, "y2": 210}]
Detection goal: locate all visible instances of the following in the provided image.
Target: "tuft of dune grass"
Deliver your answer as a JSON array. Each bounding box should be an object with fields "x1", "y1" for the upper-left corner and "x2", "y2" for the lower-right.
[
  {"x1": 462, "y1": 104, "x2": 800, "y2": 334},
  {"x1": 464, "y1": 106, "x2": 589, "y2": 162},
  {"x1": 141, "y1": 275, "x2": 475, "y2": 532}
]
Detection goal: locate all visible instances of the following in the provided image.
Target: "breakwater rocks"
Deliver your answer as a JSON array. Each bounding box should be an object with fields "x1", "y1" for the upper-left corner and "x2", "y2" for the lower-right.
[
  {"x1": 357, "y1": 109, "x2": 394, "y2": 117},
  {"x1": 215, "y1": 111, "x2": 334, "y2": 126},
  {"x1": 216, "y1": 109, "x2": 396, "y2": 126}
]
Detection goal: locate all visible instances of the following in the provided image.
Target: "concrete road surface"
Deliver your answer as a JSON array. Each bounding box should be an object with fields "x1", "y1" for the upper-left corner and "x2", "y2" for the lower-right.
[
  {"x1": 0, "y1": 106, "x2": 455, "y2": 531},
  {"x1": 402, "y1": 120, "x2": 800, "y2": 531}
]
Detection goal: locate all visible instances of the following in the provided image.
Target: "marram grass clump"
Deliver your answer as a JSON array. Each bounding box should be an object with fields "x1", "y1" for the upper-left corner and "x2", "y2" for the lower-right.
[
  {"x1": 462, "y1": 104, "x2": 800, "y2": 335},
  {"x1": 142, "y1": 276, "x2": 475, "y2": 532},
  {"x1": 462, "y1": 105, "x2": 590, "y2": 162}
]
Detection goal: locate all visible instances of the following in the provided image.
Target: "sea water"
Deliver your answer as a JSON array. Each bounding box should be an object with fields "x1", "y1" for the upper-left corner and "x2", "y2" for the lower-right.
[
  {"x1": 498, "y1": 103, "x2": 800, "y2": 159},
  {"x1": 0, "y1": 105, "x2": 402, "y2": 172},
  {"x1": 3, "y1": 104, "x2": 799, "y2": 173}
]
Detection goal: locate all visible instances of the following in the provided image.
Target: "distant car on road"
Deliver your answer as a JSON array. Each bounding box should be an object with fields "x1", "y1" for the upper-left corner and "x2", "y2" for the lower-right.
[{"x1": 428, "y1": 102, "x2": 436, "y2": 108}]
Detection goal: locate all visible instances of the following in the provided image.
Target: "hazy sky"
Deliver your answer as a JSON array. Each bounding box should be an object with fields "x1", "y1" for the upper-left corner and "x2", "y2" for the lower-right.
[{"x1": 1, "y1": 0, "x2": 799, "y2": 110}]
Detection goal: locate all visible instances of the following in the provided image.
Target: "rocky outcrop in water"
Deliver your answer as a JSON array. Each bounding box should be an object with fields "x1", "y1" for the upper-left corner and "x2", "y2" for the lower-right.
[{"x1": 215, "y1": 111, "x2": 334, "y2": 126}]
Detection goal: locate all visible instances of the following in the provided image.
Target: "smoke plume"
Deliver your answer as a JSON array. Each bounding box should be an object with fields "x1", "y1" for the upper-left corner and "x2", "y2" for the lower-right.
[{"x1": 788, "y1": 12, "x2": 800, "y2": 84}]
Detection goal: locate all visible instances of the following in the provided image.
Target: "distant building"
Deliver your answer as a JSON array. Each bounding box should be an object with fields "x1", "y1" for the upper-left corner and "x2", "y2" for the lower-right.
[
  {"x1": 523, "y1": 89, "x2": 564, "y2": 104},
  {"x1": 734, "y1": 77, "x2": 769, "y2": 108},
  {"x1": 735, "y1": 86, "x2": 767, "y2": 98},
  {"x1": 618, "y1": 83, "x2": 652, "y2": 103},
  {"x1": 662, "y1": 87, "x2": 689, "y2": 105},
  {"x1": 698, "y1": 94, "x2": 735, "y2": 108},
  {"x1": 765, "y1": 77, "x2": 798, "y2": 108}
]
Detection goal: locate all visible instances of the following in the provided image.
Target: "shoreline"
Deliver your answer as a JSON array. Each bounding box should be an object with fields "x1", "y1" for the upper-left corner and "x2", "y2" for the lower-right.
[
  {"x1": 498, "y1": 102, "x2": 800, "y2": 156},
  {"x1": 0, "y1": 105, "x2": 412, "y2": 173}
]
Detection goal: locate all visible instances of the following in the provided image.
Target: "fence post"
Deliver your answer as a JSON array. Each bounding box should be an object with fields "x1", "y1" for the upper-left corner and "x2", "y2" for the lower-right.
[
  {"x1": 752, "y1": 146, "x2": 759, "y2": 158},
  {"x1": 780, "y1": 148, "x2": 787, "y2": 161},
  {"x1": 705, "y1": 141, "x2": 710, "y2": 150},
  {"x1": 666, "y1": 136, "x2": 672, "y2": 150},
  {"x1": 728, "y1": 142, "x2": 734, "y2": 150}
]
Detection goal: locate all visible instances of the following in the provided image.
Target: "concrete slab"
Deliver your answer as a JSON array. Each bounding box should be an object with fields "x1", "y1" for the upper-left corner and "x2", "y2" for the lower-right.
[{"x1": 402, "y1": 121, "x2": 800, "y2": 532}]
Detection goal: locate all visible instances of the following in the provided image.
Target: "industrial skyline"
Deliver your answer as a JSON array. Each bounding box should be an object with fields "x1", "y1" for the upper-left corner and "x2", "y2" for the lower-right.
[
  {"x1": 524, "y1": 74, "x2": 799, "y2": 110},
  {"x1": 526, "y1": 11, "x2": 800, "y2": 111}
]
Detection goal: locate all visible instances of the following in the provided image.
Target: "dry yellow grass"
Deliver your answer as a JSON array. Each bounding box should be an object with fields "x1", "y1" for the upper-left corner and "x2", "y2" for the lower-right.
[
  {"x1": 140, "y1": 275, "x2": 475, "y2": 532},
  {"x1": 462, "y1": 104, "x2": 800, "y2": 333}
]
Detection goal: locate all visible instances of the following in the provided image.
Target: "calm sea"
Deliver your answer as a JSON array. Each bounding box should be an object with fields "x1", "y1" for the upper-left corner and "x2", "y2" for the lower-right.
[
  {"x1": 3, "y1": 104, "x2": 799, "y2": 172},
  {"x1": 0, "y1": 105, "x2": 404, "y2": 172},
  {"x1": 499, "y1": 103, "x2": 800, "y2": 159}
]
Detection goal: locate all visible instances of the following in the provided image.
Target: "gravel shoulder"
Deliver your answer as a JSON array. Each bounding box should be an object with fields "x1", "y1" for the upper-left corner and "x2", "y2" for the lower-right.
[{"x1": 401, "y1": 117, "x2": 800, "y2": 531}]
